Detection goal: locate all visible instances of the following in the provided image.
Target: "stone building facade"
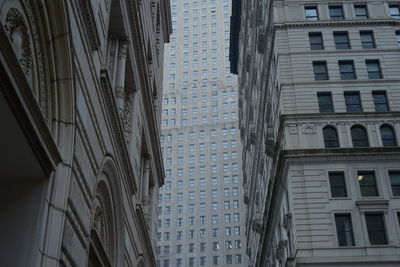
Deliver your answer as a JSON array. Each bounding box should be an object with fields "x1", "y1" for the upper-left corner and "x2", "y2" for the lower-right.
[
  {"x1": 231, "y1": 0, "x2": 400, "y2": 266},
  {"x1": 156, "y1": 0, "x2": 249, "y2": 266},
  {"x1": 0, "y1": 0, "x2": 171, "y2": 266}
]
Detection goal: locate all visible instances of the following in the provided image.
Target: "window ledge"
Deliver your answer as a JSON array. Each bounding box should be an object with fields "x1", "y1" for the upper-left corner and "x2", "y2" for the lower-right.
[{"x1": 356, "y1": 198, "x2": 389, "y2": 211}]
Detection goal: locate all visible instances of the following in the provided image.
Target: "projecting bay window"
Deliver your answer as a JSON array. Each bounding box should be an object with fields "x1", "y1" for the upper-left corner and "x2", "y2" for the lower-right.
[
  {"x1": 365, "y1": 213, "x2": 388, "y2": 245},
  {"x1": 335, "y1": 214, "x2": 355, "y2": 246}
]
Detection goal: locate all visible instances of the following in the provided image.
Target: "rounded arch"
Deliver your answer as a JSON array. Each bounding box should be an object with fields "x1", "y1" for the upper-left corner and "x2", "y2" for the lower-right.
[
  {"x1": 90, "y1": 158, "x2": 124, "y2": 267},
  {"x1": 351, "y1": 124, "x2": 369, "y2": 148},
  {"x1": 322, "y1": 125, "x2": 339, "y2": 148},
  {"x1": 380, "y1": 124, "x2": 397, "y2": 147}
]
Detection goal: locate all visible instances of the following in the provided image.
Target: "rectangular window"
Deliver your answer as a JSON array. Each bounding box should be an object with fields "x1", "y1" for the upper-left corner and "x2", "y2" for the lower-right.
[
  {"x1": 360, "y1": 31, "x2": 375, "y2": 48},
  {"x1": 396, "y1": 31, "x2": 400, "y2": 47},
  {"x1": 309, "y1": 32, "x2": 324, "y2": 50},
  {"x1": 365, "y1": 214, "x2": 387, "y2": 245},
  {"x1": 389, "y1": 5, "x2": 400, "y2": 19},
  {"x1": 339, "y1": 61, "x2": 356, "y2": 79},
  {"x1": 344, "y1": 92, "x2": 362, "y2": 112},
  {"x1": 329, "y1": 5, "x2": 344, "y2": 20},
  {"x1": 358, "y1": 171, "x2": 378, "y2": 197},
  {"x1": 334, "y1": 32, "x2": 351, "y2": 49},
  {"x1": 372, "y1": 91, "x2": 389, "y2": 112},
  {"x1": 389, "y1": 171, "x2": 400, "y2": 196},
  {"x1": 355, "y1": 5, "x2": 368, "y2": 19},
  {"x1": 317, "y1": 92, "x2": 334, "y2": 112},
  {"x1": 366, "y1": 60, "x2": 382, "y2": 79},
  {"x1": 305, "y1": 6, "x2": 319, "y2": 20},
  {"x1": 329, "y1": 172, "x2": 347, "y2": 197},
  {"x1": 313, "y1": 61, "x2": 329, "y2": 80},
  {"x1": 335, "y1": 214, "x2": 355, "y2": 246}
]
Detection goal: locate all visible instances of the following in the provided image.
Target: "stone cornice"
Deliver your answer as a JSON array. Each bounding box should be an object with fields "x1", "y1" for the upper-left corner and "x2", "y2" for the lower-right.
[
  {"x1": 79, "y1": 0, "x2": 100, "y2": 50},
  {"x1": 0, "y1": 24, "x2": 61, "y2": 175},
  {"x1": 274, "y1": 18, "x2": 400, "y2": 29},
  {"x1": 125, "y1": 0, "x2": 165, "y2": 187},
  {"x1": 282, "y1": 112, "x2": 400, "y2": 121},
  {"x1": 100, "y1": 70, "x2": 137, "y2": 194}
]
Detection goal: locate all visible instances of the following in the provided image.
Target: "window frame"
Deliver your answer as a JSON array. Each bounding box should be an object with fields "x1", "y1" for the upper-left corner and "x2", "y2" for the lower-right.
[
  {"x1": 329, "y1": 172, "x2": 348, "y2": 197},
  {"x1": 334, "y1": 32, "x2": 351, "y2": 49},
  {"x1": 360, "y1": 31, "x2": 376, "y2": 49},
  {"x1": 365, "y1": 213, "x2": 388, "y2": 245},
  {"x1": 344, "y1": 92, "x2": 362, "y2": 112},
  {"x1": 358, "y1": 171, "x2": 379, "y2": 197},
  {"x1": 313, "y1": 61, "x2": 329, "y2": 80},
  {"x1": 305, "y1": 6, "x2": 319, "y2": 20},
  {"x1": 372, "y1": 91, "x2": 389, "y2": 112},
  {"x1": 334, "y1": 213, "x2": 355, "y2": 246},
  {"x1": 366, "y1": 60, "x2": 383, "y2": 79},
  {"x1": 354, "y1": 4, "x2": 369, "y2": 19},
  {"x1": 339, "y1": 60, "x2": 356, "y2": 80},
  {"x1": 329, "y1": 5, "x2": 345, "y2": 20},
  {"x1": 309, "y1": 32, "x2": 324, "y2": 50}
]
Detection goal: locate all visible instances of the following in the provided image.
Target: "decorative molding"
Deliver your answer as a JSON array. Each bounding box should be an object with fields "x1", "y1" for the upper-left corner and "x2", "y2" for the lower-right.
[
  {"x1": 282, "y1": 213, "x2": 292, "y2": 230},
  {"x1": 79, "y1": 0, "x2": 101, "y2": 50},
  {"x1": 274, "y1": 19, "x2": 400, "y2": 29},
  {"x1": 99, "y1": 69, "x2": 137, "y2": 194}
]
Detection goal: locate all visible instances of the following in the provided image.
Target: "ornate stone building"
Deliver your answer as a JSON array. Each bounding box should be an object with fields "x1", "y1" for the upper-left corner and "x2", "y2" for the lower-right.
[
  {"x1": 231, "y1": 0, "x2": 400, "y2": 266},
  {"x1": 0, "y1": 0, "x2": 171, "y2": 266}
]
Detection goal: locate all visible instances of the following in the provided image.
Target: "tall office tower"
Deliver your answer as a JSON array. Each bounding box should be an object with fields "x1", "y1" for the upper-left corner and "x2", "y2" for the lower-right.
[
  {"x1": 231, "y1": 0, "x2": 400, "y2": 266},
  {"x1": 157, "y1": 0, "x2": 248, "y2": 266}
]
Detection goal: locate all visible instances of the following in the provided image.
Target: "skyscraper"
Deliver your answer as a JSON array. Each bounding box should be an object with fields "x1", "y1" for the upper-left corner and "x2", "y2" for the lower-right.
[
  {"x1": 231, "y1": 0, "x2": 400, "y2": 266},
  {"x1": 157, "y1": 0, "x2": 248, "y2": 266}
]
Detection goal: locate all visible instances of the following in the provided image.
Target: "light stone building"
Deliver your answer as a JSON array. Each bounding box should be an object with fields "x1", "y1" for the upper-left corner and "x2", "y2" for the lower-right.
[
  {"x1": 231, "y1": 0, "x2": 400, "y2": 266},
  {"x1": 156, "y1": 0, "x2": 248, "y2": 266},
  {"x1": 0, "y1": 0, "x2": 171, "y2": 266}
]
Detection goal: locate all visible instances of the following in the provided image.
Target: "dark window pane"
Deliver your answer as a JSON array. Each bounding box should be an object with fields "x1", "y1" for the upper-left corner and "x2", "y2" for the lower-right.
[
  {"x1": 313, "y1": 62, "x2": 328, "y2": 80},
  {"x1": 365, "y1": 214, "x2": 387, "y2": 245},
  {"x1": 329, "y1": 172, "x2": 347, "y2": 197},
  {"x1": 334, "y1": 32, "x2": 350, "y2": 49},
  {"x1": 345, "y1": 92, "x2": 362, "y2": 112},
  {"x1": 358, "y1": 171, "x2": 378, "y2": 196},
  {"x1": 351, "y1": 126, "x2": 369, "y2": 147},
  {"x1": 318, "y1": 92, "x2": 334, "y2": 112},
  {"x1": 330, "y1": 6, "x2": 344, "y2": 20},
  {"x1": 366, "y1": 60, "x2": 382, "y2": 79},
  {"x1": 360, "y1": 32, "x2": 375, "y2": 48},
  {"x1": 372, "y1": 92, "x2": 389, "y2": 112},
  {"x1": 380, "y1": 125, "x2": 397, "y2": 147},
  {"x1": 309, "y1": 33, "x2": 324, "y2": 50},
  {"x1": 339, "y1": 61, "x2": 356, "y2": 79},
  {"x1": 323, "y1": 127, "x2": 339, "y2": 148},
  {"x1": 335, "y1": 214, "x2": 355, "y2": 246},
  {"x1": 355, "y1": 5, "x2": 368, "y2": 19},
  {"x1": 389, "y1": 171, "x2": 400, "y2": 196}
]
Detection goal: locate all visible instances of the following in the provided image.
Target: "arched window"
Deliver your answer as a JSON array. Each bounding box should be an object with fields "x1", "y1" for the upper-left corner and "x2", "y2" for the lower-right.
[
  {"x1": 380, "y1": 125, "x2": 397, "y2": 147},
  {"x1": 323, "y1": 126, "x2": 339, "y2": 148},
  {"x1": 351, "y1": 125, "x2": 369, "y2": 147}
]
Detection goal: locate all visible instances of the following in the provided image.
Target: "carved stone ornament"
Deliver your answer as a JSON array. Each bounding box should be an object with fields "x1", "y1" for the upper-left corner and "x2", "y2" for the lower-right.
[
  {"x1": 121, "y1": 92, "x2": 133, "y2": 144},
  {"x1": 1, "y1": 1, "x2": 50, "y2": 124},
  {"x1": 275, "y1": 240, "x2": 288, "y2": 263},
  {"x1": 93, "y1": 207, "x2": 106, "y2": 246},
  {"x1": 282, "y1": 213, "x2": 292, "y2": 230},
  {"x1": 4, "y1": 8, "x2": 32, "y2": 80},
  {"x1": 142, "y1": 196, "x2": 152, "y2": 227}
]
